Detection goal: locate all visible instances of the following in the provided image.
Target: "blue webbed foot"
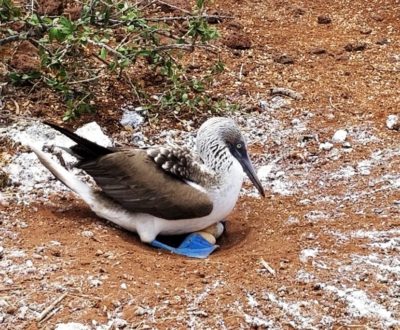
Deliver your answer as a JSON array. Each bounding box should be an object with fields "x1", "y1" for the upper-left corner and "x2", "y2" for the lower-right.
[{"x1": 151, "y1": 233, "x2": 218, "y2": 258}]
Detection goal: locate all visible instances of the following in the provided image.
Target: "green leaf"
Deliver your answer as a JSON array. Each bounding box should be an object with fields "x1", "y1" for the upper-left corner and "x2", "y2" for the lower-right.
[{"x1": 100, "y1": 47, "x2": 107, "y2": 60}]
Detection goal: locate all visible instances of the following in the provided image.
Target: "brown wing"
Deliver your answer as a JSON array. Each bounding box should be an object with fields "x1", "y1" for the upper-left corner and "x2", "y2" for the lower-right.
[{"x1": 77, "y1": 150, "x2": 213, "y2": 220}]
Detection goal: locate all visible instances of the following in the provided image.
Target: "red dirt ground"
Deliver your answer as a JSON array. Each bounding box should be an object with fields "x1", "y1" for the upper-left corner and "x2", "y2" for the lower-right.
[{"x1": 1, "y1": 0, "x2": 400, "y2": 329}]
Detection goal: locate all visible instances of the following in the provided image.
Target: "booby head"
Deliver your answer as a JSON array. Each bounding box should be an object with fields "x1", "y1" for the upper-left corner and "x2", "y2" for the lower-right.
[{"x1": 197, "y1": 117, "x2": 265, "y2": 197}]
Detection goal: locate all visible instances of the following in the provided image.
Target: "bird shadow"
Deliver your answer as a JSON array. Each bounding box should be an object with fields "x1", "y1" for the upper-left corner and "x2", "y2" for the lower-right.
[{"x1": 215, "y1": 221, "x2": 251, "y2": 253}]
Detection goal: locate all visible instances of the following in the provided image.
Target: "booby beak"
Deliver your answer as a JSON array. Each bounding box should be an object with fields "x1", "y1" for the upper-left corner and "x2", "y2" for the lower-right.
[{"x1": 232, "y1": 148, "x2": 265, "y2": 197}]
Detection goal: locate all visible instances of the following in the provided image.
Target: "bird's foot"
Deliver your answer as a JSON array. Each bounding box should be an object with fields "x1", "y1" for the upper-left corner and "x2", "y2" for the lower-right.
[
  {"x1": 150, "y1": 221, "x2": 224, "y2": 258},
  {"x1": 151, "y1": 233, "x2": 218, "y2": 258}
]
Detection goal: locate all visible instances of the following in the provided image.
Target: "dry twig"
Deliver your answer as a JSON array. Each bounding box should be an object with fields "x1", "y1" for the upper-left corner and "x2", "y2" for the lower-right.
[
  {"x1": 259, "y1": 258, "x2": 276, "y2": 276},
  {"x1": 36, "y1": 292, "x2": 68, "y2": 322},
  {"x1": 270, "y1": 87, "x2": 303, "y2": 100},
  {"x1": 145, "y1": 14, "x2": 233, "y2": 22}
]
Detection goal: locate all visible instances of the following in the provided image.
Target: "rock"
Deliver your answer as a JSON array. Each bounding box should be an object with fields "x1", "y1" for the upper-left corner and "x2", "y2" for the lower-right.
[
  {"x1": 5, "y1": 304, "x2": 17, "y2": 315},
  {"x1": 336, "y1": 53, "x2": 350, "y2": 61},
  {"x1": 81, "y1": 230, "x2": 94, "y2": 238},
  {"x1": 332, "y1": 129, "x2": 347, "y2": 143},
  {"x1": 376, "y1": 38, "x2": 389, "y2": 45},
  {"x1": 206, "y1": 10, "x2": 224, "y2": 24},
  {"x1": 360, "y1": 27, "x2": 372, "y2": 35},
  {"x1": 120, "y1": 110, "x2": 144, "y2": 128},
  {"x1": 0, "y1": 169, "x2": 9, "y2": 189},
  {"x1": 370, "y1": 13, "x2": 383, "y2": 22},
  {"x1": 120, "y1": 282, "x2": 128, "y2": 290},
  {"x1": 317, "y1": 16, "x2": 332, "y2": 24},
  {"x1": 386, "y1": 115, "x2": 400, "y2": 130},
  {"x1": 310, "y1": 47, "x2": 327, "y2": 55},
  {"x1": 135, "y1": 306, "x2": 147, "y2": 316},
  {"x1": 75, "y1": 122, "x2": 113, "y2": 148},
  {"x1": 223, "y1": 32, "x2": 252, "y2": 50},
  {"x1": 259, "y1": 96, "x2": 290, "y2": 111},
  {"x1": 88, "y1": 276, "x2": 102, "y2": 287},
  {"x1": 274, "y1": 54, "x2": 294, "y2": 64},
  {"x1": 319, "y1": 142, "x2": 333, "y2": 151},
  {"x1": 344, "y1": 42, "x2": 367, "y2": 52},
  {"x1": 342, "y1": 141, "x2": 352, "y2": 149},
  {"x1": 270, "y1": 87, "x2": 302, "y2": 100},
  {"x1": 113, "y1": 318, "x2": 128, "y2": 329}
]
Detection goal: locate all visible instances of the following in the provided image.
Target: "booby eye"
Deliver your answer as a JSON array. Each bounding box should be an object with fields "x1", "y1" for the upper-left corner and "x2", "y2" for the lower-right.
[{"x1": 236, "y1": 143, "x2": 242, "y2": 149}]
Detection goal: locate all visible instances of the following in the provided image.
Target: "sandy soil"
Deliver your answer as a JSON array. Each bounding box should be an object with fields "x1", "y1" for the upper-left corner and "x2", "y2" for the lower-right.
[{"x1": 1, "y1": 0, "x2": 400, "y2": 329}]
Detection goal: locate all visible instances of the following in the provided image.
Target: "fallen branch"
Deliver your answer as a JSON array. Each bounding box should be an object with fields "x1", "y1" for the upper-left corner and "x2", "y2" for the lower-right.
[
  {"x1": 67, "y1": 73, "x2": 105, "y2": 85},
  {"x1": 36, "y1": 292, "x2": 68, "y2": 322},
  {"x1": 155, "y1": 0, "x2": 192, "y2": 14},
  {"x1": 270, "y1": 87, "x2": 303, "y2": 100},
  {"x1": 144, "y1": 14, "x2": 233, "y2": 22},
  {"x1": 87, "y1": 39, "x2": 126, "y2": 59},
  {"x1": 38, "y1": 306, "x2": 62, "y2": 324},
  {"x1": 0, "y1": 25, "x2": 48, "y2": 46},
  {"x1": 154, "y1": 43, "x2": 218, "y2": 54}
]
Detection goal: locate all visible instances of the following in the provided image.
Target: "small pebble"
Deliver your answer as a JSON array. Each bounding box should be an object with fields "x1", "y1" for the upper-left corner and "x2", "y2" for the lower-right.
[
  {"x1": 5, "y1": 304, "x2": 17, "y2": 315},
  {"x1": 317, "y1": 15, "x2": 332, "y2": 24},
  {"x1": 344, "y1": 42, "x2": 367, "y2": 52},
  {"x1": 274, "y1": 54, "x2": 294, "y2": 64},
  {"x1": 259, "y1": 100, "x2": 268, "y2": 110},
  {"x1": 332, "y1": 129, "x2": 347, "y2": 143},
  {"x1": 310, "y1": 47, "x2": 327, "y2": 55},
  {"x1": 113, "y1": 318, "x2": 128, "y2": 329},
  {"x1": 120, "y1": 282, "x2": 127, "y2": 290},
  {"x1": 135, "y1": 306, "x2": 147, "y2": 316},
  {"x1": 120, "y1": 110, "x2": 144, "y2": 128},
  {"x1": 342, "y1": 141, "x2": 352, "y2": 149},
  {"x1": 319, "y1": 142, "x2": 333, "y2": 151},
  {"x1": 376, "y1": 38, "x2": 389, "y2": 45},
  {"x1": 386, "y1": 115, "x2": 399, "y2": 130},
  {"x1": 360, "y1": 27, "x2": 372, "y2": 35},
  {"x1": 81, "y1": 230, "x2": 94, "y2": 238},
  {"x1": 370, "y1": 13, "x2": 383, "y2": 22}
]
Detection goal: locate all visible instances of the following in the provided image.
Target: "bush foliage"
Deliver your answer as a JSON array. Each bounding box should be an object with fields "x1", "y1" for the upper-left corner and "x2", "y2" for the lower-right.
[{"x1": 0, "y1": 0, "x2": 234, "y2": 120}]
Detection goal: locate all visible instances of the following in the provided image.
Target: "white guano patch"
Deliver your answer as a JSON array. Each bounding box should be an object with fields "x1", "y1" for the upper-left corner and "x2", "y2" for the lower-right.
[{"x1": 324, "y1": 285, "x2": 398, "y2": 327}]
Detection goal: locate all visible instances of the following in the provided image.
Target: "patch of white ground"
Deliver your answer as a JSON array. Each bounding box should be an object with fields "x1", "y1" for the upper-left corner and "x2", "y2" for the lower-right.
[
  {"x1": 0, "y1": 121, "x2": 113, "y2": 204},
  {"x1": 238, "y1": 227, "x2": 399, "y2": 329}
]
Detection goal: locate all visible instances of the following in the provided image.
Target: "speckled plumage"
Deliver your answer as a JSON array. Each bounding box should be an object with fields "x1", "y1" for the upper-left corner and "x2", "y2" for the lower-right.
[{"x1": 147, "y1": 146, "x2": 217, "y2": 187}]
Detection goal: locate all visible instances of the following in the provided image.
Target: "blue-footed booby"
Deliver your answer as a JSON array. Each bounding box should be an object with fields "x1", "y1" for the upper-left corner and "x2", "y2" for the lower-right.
[{"x1": 29, "y1": 117, "x2": 264, "y2": 258}]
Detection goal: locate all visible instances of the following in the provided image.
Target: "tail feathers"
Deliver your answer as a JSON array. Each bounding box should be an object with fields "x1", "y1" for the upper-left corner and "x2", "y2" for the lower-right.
[
  {"x1": 44, "y1": 121, "x2": 113, "y2": 160},
  {"x1": 29, "y1": 143, "x2": 94, "y2": 204}
]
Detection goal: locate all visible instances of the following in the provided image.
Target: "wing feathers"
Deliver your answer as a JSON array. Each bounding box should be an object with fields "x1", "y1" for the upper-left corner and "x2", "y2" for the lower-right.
[{"x1": 78, "y1": 150, "x2": 213, "y2": 220}]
